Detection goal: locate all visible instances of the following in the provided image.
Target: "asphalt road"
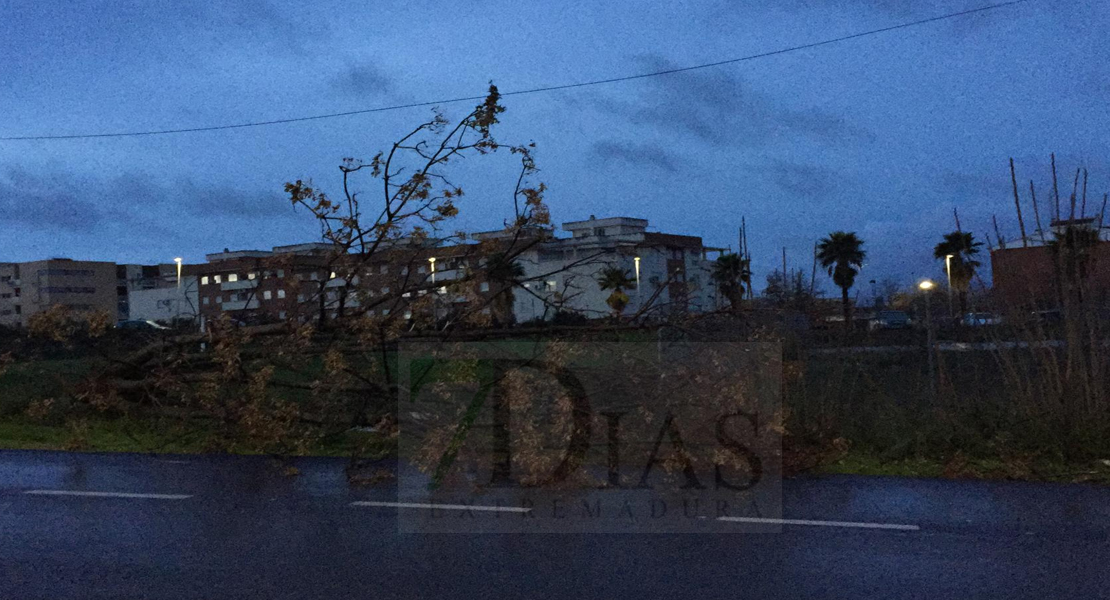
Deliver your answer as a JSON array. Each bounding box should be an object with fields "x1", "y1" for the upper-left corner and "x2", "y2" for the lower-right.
[{"x1": 1, "y1": 450, "x2": 1109, "y2": 599}]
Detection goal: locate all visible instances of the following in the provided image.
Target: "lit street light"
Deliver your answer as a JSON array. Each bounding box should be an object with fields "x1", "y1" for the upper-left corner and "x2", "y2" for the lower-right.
[
  {"x1": 174, "y1": 257, "x2": 183, "y2": 289},
  {"x1": 919, "y1": 279, "x2": 936, "y2": 399}
]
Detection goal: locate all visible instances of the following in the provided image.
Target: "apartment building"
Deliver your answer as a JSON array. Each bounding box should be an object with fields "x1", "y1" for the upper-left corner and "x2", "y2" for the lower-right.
[
  {"x1": 195, "y1": 241, "x2": 497, "y2": 326},
  {"x1": 0, "y1": 259, "x2": 119, "y2": 327},
  {"x1": 509, "y1": 216, "x2": 723, "y2": 321}
]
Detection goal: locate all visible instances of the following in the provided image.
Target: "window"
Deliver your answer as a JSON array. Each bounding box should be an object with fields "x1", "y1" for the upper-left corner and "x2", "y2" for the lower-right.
[
  {"x1": 351, "y1": 275, "x2": 360, "y2": 285},
  {"x1": 480, "y1": 282, "x2": 490, "y2": 292},
  {"x1": 201, "y1": 276, "x2": 209, "y2": 285},
  {"x1": 203, "y1": 297, "x2": 210, "y2": 305},
  {"x1": 214, "y1": 275, "x2": 222, "y2": 284},
  {"x1": 404, "y1": 310, "x2": 412, "y2": 320},
  {"x1": 417, "y1": 265, "x2": 426, "y2": 274},
  {"x1": 330, "y1": 271, "x2": 338, "y2": 279},
  {"x1": 278, "y1": 311, "x2": 286, "y2": 319},
  {"x1": 417, "y1": 290, "x2": 426, "y2": 296},
  {"x1": 381, "y1": 309, "x2": 390, "y2": 316},
  {"x1": 277, "y1": 270, "x2": 285, "y2": 278},
  {"x1": 545, "y1": 280, "x2": 557, "y2": 292},
  {"x1": 438, "y1": 286, "x2": 447, "y2": 295},
  {"x1": 248, "y1": 272, "x2": 257, "y2": 280},
  {"x1": 379, "y1": 265, "x2": 388, "y2": 275},
  {"x1": 263, "y1": 290, "x2": 272, "y2": 300},
  {"x1": 402, "y1": 292, "x2": 412, "y2": 298},
  {"x1": 14, "y1": 306, "x2": 20, "y2": 315},
  {"x1": 381, "y1": 287, "x2": 390, "y2": 294},
  {"x1": 401, "y1": 267, "x2": 409, "y2": 276},
  {"x1": 13, "y1": 288, "x2": 19, "y2": 297},
  {"x1": 227, "y1": 273, "x2": 238, "y2": 282},
  {"x1": 277, "y1": 289, "x2": 286, "y2": 299},
  {"x1": 310, "y1": 272, "x2": 319, "y2": 281},
  {"x1": 481, "y1": 307, "x2": 491, "y2": 315},
  {"x1": 297, "y1": 294, "x2": 305, "y2": 302},
  {"x1": 215, "y1": 296, "x2": 222, "y2": 304}
]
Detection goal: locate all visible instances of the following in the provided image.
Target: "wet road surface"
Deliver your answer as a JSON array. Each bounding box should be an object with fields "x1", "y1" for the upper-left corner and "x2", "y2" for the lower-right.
[{"x1": 1, "y1": 450, "x2": 1108, "y2": 599}]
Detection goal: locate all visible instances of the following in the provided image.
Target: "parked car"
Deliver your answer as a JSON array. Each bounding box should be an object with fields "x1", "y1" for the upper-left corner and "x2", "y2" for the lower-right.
[
  {"x1": 116, "y1": 319, "x2": 170, "y2": 331},
  {"x1": 869, "y1": 310, "x2": 911, "y2": 330},
  {"x1": 963, "y1": 312, "x2": 1001, "y2": 327}
]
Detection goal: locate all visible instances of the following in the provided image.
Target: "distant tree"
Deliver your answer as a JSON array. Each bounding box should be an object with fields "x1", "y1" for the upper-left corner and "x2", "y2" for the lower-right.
[
  {"x1": 934, "y1": 231, "x2": 982, "y2": 317},
  {"x1": 711, "y1": 254, "x2": 751, "y2": 313},
  {"x1": 816, "y1": 231, "x2": 866, "y2": 328},
  {"x1": 597, "y1": 266, "x2": 634, "y2": 319},
  {"x1": 872, "y1": 278, "x2": 903, "y2": 310},
  {"x1": 1048, "y1": 224, "x2": 1100, "y2": 304},
  {"x1": 762, "y1": 268, "x2": 819, "y2": 311}
]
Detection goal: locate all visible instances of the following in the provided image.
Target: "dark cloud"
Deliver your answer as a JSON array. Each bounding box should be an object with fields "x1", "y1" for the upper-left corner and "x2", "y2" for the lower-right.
[
  {"x1": 591, "y1": 141, "x2": 681, "y2": 172},
  {"x1": 0, "y1": 172, "x2": 103, "y2": 233},
  {"x1": 586, "y1": 55, "x2": 863, "y2": 147},
  {"x1": 764, "y1": 160, "x2": 840, "y2": 199},
  {"x1": 0, "y1": 166, "x2": 298, "y2": 236},
  {"x1": 330, "y1": 63, "x2": 394, "y2": 98},
  {"x1": 174, "y1": 178, "x2": 295, "y2": 218}
]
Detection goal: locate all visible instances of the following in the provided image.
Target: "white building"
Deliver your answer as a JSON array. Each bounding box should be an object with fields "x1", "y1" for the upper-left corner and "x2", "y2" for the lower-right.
[
  {"x1": 504, "y1": 216, "x2": 723, "y2": 322},
  {"x1": 127, "y1": 275, "x2": 199, "y2": 325}
]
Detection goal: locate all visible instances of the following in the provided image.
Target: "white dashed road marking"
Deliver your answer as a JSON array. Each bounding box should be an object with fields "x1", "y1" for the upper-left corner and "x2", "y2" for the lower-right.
[
  {"x1": 718, "y1": 516, "x2": 919, "y2": 531},
  {"x1": 351, "y1": 501, "x2": 532, "y2": 513},
  {"x1": 23, "y1": 490, "x2": 192, "y2": 500}
]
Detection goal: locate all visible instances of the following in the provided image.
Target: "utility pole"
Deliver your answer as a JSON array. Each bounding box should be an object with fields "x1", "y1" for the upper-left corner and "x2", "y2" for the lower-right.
[{"x1": 1010, "y1": 158, "x2": 1027, "y2": 247}]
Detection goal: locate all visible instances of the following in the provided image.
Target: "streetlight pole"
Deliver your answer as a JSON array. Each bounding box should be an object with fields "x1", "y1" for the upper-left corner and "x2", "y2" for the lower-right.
[
  {"x1": 945, "y1": 254, "x2": 954, "y2": 318},
  {"x1": 919, "y1": 279, "x2": 937, "y2": 400},
  {"x1": 174, "y1": 257, "x2": 183, "y2": 289}
]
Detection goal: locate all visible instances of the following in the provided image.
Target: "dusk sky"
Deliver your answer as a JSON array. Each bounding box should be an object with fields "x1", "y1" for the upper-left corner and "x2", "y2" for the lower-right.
[{"x1": 1, "y1": 0, "x2": 1106, "y2": 295}]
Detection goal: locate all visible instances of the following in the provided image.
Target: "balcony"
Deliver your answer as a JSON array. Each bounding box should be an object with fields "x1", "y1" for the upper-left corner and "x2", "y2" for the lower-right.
[
  {"x1": 222, "y1": 299, "x2": 260, "y2": 311},
  {"x1": 221, "y1": 279, "x2": 259, "y2": 291}
]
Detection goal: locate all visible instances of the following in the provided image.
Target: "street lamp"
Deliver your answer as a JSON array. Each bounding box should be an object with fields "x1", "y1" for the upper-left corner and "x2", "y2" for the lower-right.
[
  {"x1": 919, "y1": 279, "x2": 936, "y2": 399},
  {"x1": 428, "y1": 256, "x2": 436, "y2": 284},
  {"x1": 174, "y1": 257, "x2": 183, "y2": 289},
  {"x1": 944, "y1": 254, "x2": 954, "y2": 317},
  {"x1": 633, "y1": 256, "x2": 641, "y2": 290}
]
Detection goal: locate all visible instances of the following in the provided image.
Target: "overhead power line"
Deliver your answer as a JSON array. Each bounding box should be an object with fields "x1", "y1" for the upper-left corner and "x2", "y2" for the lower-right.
[{"x1": 1, "y1": 0, "x2": 1032, "y2": 142}]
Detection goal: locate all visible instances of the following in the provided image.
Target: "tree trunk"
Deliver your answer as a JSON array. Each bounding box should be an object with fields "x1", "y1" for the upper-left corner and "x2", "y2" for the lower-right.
[
  {"x1": 729, "y1": 288, "x2": 743, "y2": 314},
  {"x1": 841, "y1": 286, "x2": 851, "y2": 330},
  {"x1": 958, "y1": 290, "x2": 968, "y2": 319}
]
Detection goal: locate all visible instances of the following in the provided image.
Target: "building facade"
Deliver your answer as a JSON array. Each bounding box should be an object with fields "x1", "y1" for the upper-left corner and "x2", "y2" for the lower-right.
[
  {"x1": 509, "y1": 217, "x2": 723, "y2": 322},
  {"x1": 0, "y1": 259, "x2": 119, "y2": 327},
  {"x1": 990, "y1": 220, "x2": 1110, "y2": 309},
  {"x1": 194, "y1": 242, "x2": 498, "y2": 327}
]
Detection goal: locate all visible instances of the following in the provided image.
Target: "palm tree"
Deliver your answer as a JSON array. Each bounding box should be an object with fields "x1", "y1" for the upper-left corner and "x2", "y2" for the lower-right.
[
  {"x1": 484, "y1": 252, "x2": 525, "y2": 326},
  {"x1": 597, "y1": 266, "x2": 634, "y2": 319},
  {"x1": 933, "y1": 231, "x2": 982, "y2": 317},
  {"x1": 712, "y1": 254, "x2": 751, "y2": 313},
  {"x1": 816, "y1": 231, "x2": 866, "y2": 328}
]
